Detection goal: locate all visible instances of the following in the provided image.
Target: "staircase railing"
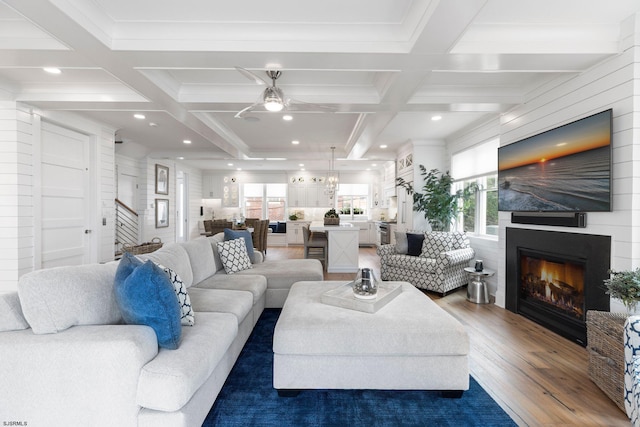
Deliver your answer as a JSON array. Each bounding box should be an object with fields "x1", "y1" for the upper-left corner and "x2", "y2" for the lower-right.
[{"x1": 115, "y1": 198, "x2": 139, "y2": 258}]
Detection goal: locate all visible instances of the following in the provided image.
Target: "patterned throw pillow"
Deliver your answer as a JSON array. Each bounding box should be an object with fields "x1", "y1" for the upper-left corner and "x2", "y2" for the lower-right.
[
  {"x1": 217, "y1": 238, "x2": 253, "y2": 274},
  {"x1": 156, "y1": 264, "x2": 195, "y2": 326},
  {"x1": 420, "y1": 232, "x2": 454, "y2": 259},
  {"x1": 224, "y1": 228, "x2": 256, "y2": 262}
]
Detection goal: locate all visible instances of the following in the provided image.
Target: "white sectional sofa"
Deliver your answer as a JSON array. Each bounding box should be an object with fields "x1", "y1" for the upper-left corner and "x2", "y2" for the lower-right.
[{"x1": 0, "y1": 233, "x2": 323, "y2": 427}]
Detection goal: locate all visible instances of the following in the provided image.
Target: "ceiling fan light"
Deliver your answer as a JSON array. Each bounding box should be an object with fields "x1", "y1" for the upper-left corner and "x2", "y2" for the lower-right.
[{"x1": 264, "y1": 100, "x2": 284, "y2": 112}]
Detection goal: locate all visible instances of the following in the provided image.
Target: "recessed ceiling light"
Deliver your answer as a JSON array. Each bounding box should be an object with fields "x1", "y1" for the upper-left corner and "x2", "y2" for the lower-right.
[
  {"x1": 283, "y1": 115, "x2": 293, "y2": 121},
  {"x1": 371, "y1": 164, "x2": 377, "y2": 167},
  {"x1": 380, "y1": 144, "x2": 387, "y2": 149},
  {"x1": 134, "y1": 114, "x2": 146, "y2": 120},
  {"x1": 149, "y1": 122, "x2": 158, "y2": 127},
  {"x1": 183, "y1": 139, "x2": 192, "y2": 144},
  {"x1": 299, "y1": 163, "x2": 304, "y2": 167},
  {"x1": 292, "y1": 140, "x2": 300, "y2": 145},
  {"x1": 177, "y1": 156, "x2": 184, "y2": 160},
  {"x1": 227, "y1": 163, "x2": 233, "y2": 167},
  {"x1": 300, "y1": 168, "x2": 305, "y2": 171},
  {"x1": 43, "y1": 67, "x2": 61, "y2": 74},
  {"x1": 431, "y1": 115, "x2": 442, "y2": 121},
  {"x1": 236, "y1": 168, "x2": 242, "y2": 171}
]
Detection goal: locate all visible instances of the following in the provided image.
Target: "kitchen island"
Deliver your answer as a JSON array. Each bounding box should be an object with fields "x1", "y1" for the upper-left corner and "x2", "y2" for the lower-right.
[{"x1": 309, "y1": 221, "x2": 359, "y2": 273}]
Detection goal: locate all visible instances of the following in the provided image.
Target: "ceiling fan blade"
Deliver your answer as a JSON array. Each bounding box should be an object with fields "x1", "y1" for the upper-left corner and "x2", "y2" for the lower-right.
[
  {"x1": 235, "y1": 66, "x2": 269, "y2": 86},
  {"x1": 286, "y1": 97, "x2": 336, "y2": 113},
  {"x1": 234, "y1": 104, "x2": 258, "y2": 119}
]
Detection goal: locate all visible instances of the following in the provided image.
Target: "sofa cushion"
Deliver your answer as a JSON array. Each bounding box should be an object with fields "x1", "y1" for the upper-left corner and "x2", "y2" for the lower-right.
[
  {"x1": 18, "y1": 263, "x2": 121, "y2": 334},
  {"x1": 386, "y1": 254, "x2": 437, "y2": 273},
  {"x1": 395, "y1": 231, "x2": 408, "y2": 254},
  {"x1": 224, "y1": 228, "x2": 256, "y2": 263},
  {"x1": 115, "y1": 260, "x2": 182, "y2": 349},
  {"x1": 136, "y1": 312, "x2": 238, "y2": 412},
  {"x1": 407, "y1": 233, "x2": 425, "y2": 256},
  {"x1": 421, "y1": 232, "x2": 455, "y2": 258},
  {"x1": 187, "y1": 288, "x2": 253, "y2": 324},
  {"x1": 196, "y1": 274, "x2": 267, "y2": 305},
  {"x1": 140, "y1": 243, "x2": 194, "y2": 288},
  {"x1": 207, "y1": 233, "x2": 225, "y2": 272},
  {"x1": 237, "y1": 259, "x2": 324, "y2": 289},
  {"x1": 217, "y1": 238, "x2": 253, "y2": 274},
  {"x1": 0, "y1": 292, "x2": 29, "y2": 332},
  {"x1": 181, "y1": 237, "x2": 217, "y2": 285}
]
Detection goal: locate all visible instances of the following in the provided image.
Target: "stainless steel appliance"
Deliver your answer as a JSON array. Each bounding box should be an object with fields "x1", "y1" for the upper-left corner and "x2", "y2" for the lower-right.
[{"x1": 379, "y1": 222, "x2": 390, "y2": 245}]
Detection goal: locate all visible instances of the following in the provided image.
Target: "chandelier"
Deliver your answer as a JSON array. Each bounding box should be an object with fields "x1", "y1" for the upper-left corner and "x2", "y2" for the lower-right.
[{"x1": 325, "y1": 146, "x2": 339, "y2": 200}]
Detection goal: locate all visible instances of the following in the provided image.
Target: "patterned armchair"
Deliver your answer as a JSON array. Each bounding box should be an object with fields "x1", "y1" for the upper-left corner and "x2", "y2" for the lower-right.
[
  {"x1": 625, "y1": 316, "x2": 640, "y2": 426},
  {"x1": 377, "y1": 231, "x2": 475, "y2": 295}
]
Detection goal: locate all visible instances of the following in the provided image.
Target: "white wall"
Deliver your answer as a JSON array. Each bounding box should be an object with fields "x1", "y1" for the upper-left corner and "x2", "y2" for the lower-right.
[
  {"x1": 0, "y1": 104, "x2": 116, "y2": 292},
  {"x1": 0, "y1": 102, "x2": 34, "y2": 293},
  {"x1": 492, "y1": 18, "x2": 640, "y2": 308}
]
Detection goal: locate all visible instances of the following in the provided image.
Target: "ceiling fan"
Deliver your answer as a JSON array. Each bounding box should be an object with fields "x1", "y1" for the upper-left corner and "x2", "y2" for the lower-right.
[{"x1": 234, "y1": 67, "x2": 334, "y2": 118}]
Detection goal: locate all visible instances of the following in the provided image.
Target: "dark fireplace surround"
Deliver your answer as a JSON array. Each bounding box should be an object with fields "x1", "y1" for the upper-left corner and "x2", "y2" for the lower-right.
[{"x1": 505, "y1": 227, "x2": 611, "y2": 346}]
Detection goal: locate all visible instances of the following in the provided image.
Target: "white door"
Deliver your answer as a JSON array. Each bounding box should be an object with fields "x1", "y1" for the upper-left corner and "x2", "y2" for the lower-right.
[
  {"x1": 40, "y1": 122, "x2": 91, "y2": 268},
  {"x1": 176, "y1": 171, "x2": 188, "y2": 242},
  {"x1": 117, "y1": 169, "x2": 137, "y2": 211}
]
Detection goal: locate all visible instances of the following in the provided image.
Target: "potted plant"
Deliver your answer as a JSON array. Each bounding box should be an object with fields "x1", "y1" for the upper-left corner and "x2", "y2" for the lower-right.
[
  {"x1": 604, "y1": 269, "x2": 640, "y2": 313},
  {"x1": 396, "y1": 165, "x2": 478, "y2": 231},
  {"x1": 324, "y1": 208, "x2": 340, "y2": 225}
]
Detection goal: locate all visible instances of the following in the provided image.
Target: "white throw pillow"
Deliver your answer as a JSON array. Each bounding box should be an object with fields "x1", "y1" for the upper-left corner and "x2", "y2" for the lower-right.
[
  {"x1": 217, "y1": 238, "x2": 253, "y2": 274},
  {"x1": 156, "y1": 263, "x2": 195, "y2": 326}
]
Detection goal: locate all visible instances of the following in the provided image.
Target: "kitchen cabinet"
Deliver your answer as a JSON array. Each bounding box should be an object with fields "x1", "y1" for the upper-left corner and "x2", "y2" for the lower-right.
[
  {"x1": 353, "y1": 221, "x2": 377, "y2": 246},
  {"x1": 288, "y1": 183, "x2": 331, "y2": 208},
  {"x1": 286, "y1": 221, "x2": 310, "y2": 245},
  {"x1": 288, "y1": 185, "x2": 307, "y2": 208}
]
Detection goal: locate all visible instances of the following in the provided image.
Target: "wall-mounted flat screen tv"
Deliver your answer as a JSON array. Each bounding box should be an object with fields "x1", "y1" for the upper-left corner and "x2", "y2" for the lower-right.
[{"x1": 498, "y1": 109, "x2": 612, "y2": 212}]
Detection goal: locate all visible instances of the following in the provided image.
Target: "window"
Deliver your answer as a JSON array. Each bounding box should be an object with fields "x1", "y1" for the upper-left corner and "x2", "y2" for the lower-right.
[
  {"x1": 242, "y1": 183, "x2": 286, "y2": 221},
  {"x1": 336, "y1": 184, "x2": 368, "y2": 218},
  {"x1": 452, "y1": 138, "x2": 499, "y2": 237}
]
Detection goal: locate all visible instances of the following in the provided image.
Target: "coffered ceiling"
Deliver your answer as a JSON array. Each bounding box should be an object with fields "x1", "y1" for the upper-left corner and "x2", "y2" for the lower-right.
[{"x1": 0, "y1": 0, "x2": 638, "y2": 172}]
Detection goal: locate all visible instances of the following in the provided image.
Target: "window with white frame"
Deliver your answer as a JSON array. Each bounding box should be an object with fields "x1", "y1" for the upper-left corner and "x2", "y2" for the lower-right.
[
  {"x1": 336, "y1": 183, "x2": 368, "y2": 217},
  {"x1": 243, "y1": 183, "x2": 287, "y2": 221},
  {"x1": 452, "y1": 138, "x2": 499, "y2": 236}
]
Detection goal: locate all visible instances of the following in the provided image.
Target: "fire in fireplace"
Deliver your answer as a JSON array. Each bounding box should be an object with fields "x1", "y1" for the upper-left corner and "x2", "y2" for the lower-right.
[
  {"x1": 520, "y1": 252, "x2": 585, "y2": 321},
  {"x1": 506, "y1": 228, "x2": 610, "y2": 346}
]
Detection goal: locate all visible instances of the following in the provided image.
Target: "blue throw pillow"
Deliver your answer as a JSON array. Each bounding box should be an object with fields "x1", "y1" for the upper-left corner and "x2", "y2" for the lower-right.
[
  {"x1": 114, "y1": 260, "x2": 182, "y2": 349},
  {"x1": 406, "y1": 233, "x2": 426, "y2": 257},
  {"x1": 224, "y1": 228, "x2": 255, "y2": 262},
  {"x1": 115, "y1": 252, "x2": 143, "y2": 284}
]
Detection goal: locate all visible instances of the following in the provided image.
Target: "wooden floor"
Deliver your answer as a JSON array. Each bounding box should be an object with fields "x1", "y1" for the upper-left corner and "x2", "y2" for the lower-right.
[{"x1": 265, "y1": 245, "x2": 630, "y2": 427}]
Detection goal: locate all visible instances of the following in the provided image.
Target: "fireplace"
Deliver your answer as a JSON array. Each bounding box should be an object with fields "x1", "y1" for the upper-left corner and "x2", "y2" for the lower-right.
[{"x1": 506, "y1": 228, "x2": 610, "y2": 346}]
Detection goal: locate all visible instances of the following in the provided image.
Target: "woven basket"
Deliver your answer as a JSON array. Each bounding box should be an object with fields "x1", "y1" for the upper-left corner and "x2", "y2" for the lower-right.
[
  {"x1": 122, "y1": 237, "x2": 163, "y2": 255},
  {"x1": 324, "y1": 217, "x2": 340, "y2": 225},
  {"x1": 586, "y1": 310, "x2": 627, "y2": 412}
]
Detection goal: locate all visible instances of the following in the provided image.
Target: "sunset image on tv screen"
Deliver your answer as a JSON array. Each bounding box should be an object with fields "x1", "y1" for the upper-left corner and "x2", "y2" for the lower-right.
[{"x1": 498, "y1": 109, "x2": 611, "y2": 212}]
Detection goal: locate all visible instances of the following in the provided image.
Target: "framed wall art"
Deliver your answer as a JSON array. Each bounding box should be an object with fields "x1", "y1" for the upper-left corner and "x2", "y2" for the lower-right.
[
  {"x1": 155, "y1": 164, "x2": 169, "y2": 195},
  {"x1": 155, "y1": 198, "x2": 169, "y2": 228}
]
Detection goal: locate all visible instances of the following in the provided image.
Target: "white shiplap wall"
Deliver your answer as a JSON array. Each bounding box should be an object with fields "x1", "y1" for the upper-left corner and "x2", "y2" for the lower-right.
[
  {"x1": 0, "y1": 102, "x2": 33, "y2": 293},
  {"x1": 493, "y1": 26, "x2": 640, "y2": 308},
  {"x1": 0, "y1": 104, "x2": 116, "y2": 292}
]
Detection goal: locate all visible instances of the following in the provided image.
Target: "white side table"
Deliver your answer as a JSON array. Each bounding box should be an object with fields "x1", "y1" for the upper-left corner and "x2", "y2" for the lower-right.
[{"x1": 464, "y1": 267, "x2": 495, "y2": 304}]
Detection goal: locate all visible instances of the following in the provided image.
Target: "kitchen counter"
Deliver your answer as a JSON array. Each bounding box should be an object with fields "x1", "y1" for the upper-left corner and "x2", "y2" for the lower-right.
[{"x1": 310, "y1": 221, "x2": 359, "y2": 273}]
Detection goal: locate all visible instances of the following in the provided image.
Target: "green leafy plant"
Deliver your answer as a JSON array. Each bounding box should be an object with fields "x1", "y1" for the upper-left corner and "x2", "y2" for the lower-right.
[
  {"x1": 396, "y1": 165, "x2": 478, "y2": 231},
  {"x1": 604, "y1": 269, "x2": 640, "y2": 312},
  {"x1": 324, "y1": 208, "x2": 339, "y2": 218}
]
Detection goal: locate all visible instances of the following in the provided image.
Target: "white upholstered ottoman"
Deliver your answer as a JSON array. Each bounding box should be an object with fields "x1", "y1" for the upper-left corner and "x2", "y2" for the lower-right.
[{"x1": 273, "y1": 281, "x2": 469, "y2": 397}]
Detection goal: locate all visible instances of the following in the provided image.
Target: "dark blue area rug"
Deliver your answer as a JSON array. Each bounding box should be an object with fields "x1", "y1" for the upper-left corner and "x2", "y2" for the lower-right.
[{"x1": 203, "y1": 309, "x2": 516, "y2": 427}]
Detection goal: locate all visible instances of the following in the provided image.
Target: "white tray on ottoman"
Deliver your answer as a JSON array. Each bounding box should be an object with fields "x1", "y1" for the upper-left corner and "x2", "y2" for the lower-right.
[{"x1": 273, "y1": 281, "x2": 469, "y2": 397}]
